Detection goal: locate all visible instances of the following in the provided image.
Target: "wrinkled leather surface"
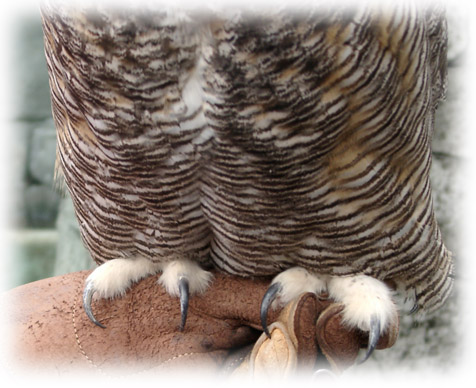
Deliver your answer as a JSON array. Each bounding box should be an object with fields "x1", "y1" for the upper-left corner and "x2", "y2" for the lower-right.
[
  {"x1": 2, "y1": 270, "x2": 398, "y2": 376},
  {"x1": 3, "y1": 270, "x2": 276, "y2": 375},
  {"x1": 232, "y1": 293, "x2": 399, "y2": 377}
]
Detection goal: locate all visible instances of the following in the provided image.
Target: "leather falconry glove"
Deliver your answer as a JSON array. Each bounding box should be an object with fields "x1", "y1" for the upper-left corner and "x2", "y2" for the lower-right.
[
  {"x1": 1, "y1": 270, "x2": 398, "y2": 376},
  {"x1": 230, "y1": 292, "x2": 398, "y2": 378}
]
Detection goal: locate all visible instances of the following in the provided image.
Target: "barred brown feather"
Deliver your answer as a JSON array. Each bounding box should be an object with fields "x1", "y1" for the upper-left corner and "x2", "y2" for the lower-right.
[{"x1": 41, "y1": 1, "x2": 453, "y2": 314}]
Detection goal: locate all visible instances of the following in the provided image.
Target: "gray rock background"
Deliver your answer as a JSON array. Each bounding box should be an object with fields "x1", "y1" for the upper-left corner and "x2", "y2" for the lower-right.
[{"x1": 3, "y1": 6, "x2": 471, "y2": 376}]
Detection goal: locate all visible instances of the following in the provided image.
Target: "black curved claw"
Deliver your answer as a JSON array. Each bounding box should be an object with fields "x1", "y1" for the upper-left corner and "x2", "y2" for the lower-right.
[
  {"x1": 178, "y1": 276, "x2": 190, "y2": 332},
  {"x1": 409, "y1": 302, "x2": 419, "y2": 315},
  {"x1": 260, "y1": 282, "x2": 282, "y2": 338},
  {"x1": 83, "y1": 281, "x2": 106, "y2": 329},
  {"x1": 359, "y1": 314, "x2": 380, "y2": 364}
]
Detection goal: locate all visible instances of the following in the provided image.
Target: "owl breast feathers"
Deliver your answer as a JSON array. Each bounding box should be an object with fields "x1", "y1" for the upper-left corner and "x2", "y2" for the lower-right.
[{"x1": 42, "y1": 1, "x2": 453, "y2": 349}]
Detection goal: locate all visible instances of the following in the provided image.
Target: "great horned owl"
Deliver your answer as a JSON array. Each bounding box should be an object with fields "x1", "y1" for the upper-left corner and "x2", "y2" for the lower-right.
[{"x1": 41, "y1": 1, "x2": 453, "y2": 361}]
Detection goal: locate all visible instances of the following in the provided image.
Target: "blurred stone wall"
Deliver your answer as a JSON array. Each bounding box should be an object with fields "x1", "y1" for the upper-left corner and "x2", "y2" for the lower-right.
[{"x1": 7, "y1": 7, "x2": 467, "y2": 371}]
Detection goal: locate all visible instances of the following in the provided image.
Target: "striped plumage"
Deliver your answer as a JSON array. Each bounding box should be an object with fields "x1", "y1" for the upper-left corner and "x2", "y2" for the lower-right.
[{"x1": 41, "y1": 0, "x2": 453, "y2": 338}]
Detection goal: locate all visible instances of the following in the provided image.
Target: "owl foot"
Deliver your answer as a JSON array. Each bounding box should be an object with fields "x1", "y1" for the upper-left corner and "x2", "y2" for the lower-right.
[
  {"x1": 260, "y1": 267, "x2": 327, "y2": 337},
  {"x1": 327, "y1": 275, "x2": 397, "y2": 363},
  {"x1": 83, "y1": 257, "x2": 162, "y2": 328},
  {"x1": 260, "y1": 268, "x2": 397, "y2": 362},
  {"x1": 158, "y1": 259, "x2": 213, "y2": 331}
]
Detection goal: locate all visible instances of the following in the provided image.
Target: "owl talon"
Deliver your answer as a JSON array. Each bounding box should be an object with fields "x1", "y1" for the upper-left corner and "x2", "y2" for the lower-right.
[
  {"x1": 83, "y1": 281, "x2": 106, "y2": 329},
  {"x1": 159, "y1": 259, "x2": 213, "y2": 331},
  {"x1": 178, "y1": 276, "x2": 189, "y2": 331},
  {"x1": 260, "y1": 282, "x2": 283, "y2": 338},
  {"x1": 358, "y1": 314, "x2": 380, "y2": 363}
]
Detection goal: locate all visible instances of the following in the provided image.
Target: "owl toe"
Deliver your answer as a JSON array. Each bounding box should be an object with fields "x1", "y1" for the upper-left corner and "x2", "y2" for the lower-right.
[
  {"x1": 83, "y1": 257, "x2": 162, "y2": 327},
  {"x1": 268, "y1": 267, "x2": 328, "y2": 308},
  {"x1": 158, "y1": 259, "x2": 212, "y2": 330},
  {"x1": 158, "y1": 259, "x2": 213, "y2": 296},
  {"x1": 327, "y1": 274, "x2": 398, "y2": 361},
  {"x1": 260, "y1": 267, "x2": 328, "y2": 336}
]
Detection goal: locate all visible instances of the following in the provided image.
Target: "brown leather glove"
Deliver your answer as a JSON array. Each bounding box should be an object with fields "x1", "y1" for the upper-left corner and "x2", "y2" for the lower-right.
[
  {"x1": 2, "y1": 270, "x2": 398, "y2": 376},
  {"x1": 230, "y1": 293, "x2": 399, "y2": 378}
]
